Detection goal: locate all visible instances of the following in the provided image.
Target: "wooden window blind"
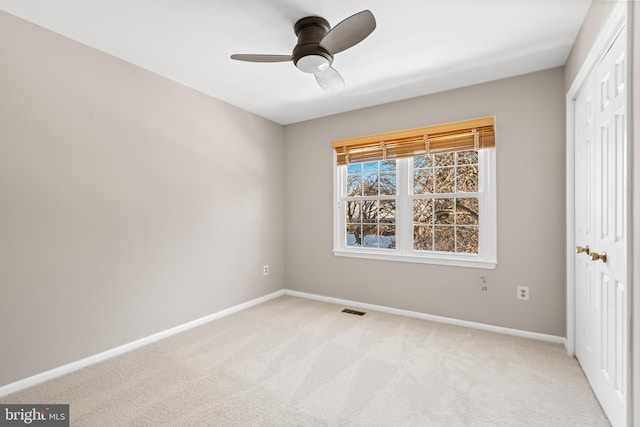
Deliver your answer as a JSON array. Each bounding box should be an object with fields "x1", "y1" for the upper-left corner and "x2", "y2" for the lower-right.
[{"x1": 332, "y1": 116, "x2": 495, "y2": 165}]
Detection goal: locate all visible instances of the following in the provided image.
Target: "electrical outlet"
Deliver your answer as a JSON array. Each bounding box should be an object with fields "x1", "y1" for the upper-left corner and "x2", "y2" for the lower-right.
[
  {"x1": 517, "y1": 286, "x2": 529, "y2": 301},
  {"x1": 263, "y1": 265, "x2": 269, "y2": 276}
]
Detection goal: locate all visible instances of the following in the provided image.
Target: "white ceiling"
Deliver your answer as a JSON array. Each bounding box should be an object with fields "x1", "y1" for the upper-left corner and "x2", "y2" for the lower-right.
[{"x1": 0, "y1": 0, "x2": 591, "y2": 125}]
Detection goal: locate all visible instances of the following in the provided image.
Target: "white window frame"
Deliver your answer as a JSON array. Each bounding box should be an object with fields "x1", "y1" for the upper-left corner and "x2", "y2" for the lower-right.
[{"x1": 333, "y1": 150, "x2": 497, "y2": 269}]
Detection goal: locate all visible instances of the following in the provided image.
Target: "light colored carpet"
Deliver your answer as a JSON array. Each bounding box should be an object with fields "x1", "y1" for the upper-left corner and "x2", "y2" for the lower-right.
[{"x1": 1, "y1": 295, "x2": 610, "y2": 426}]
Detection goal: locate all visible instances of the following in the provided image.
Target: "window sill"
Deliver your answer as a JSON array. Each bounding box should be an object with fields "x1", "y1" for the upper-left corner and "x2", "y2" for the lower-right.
[{"x1": 333, "y1": 249, "x2": 497, "y2": 269}]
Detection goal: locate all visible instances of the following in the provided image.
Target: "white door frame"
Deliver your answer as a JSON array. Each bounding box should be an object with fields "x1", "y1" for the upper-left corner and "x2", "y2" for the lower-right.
[{"x1": 565, "y1": 0, "x2": 632, "y2": 422}]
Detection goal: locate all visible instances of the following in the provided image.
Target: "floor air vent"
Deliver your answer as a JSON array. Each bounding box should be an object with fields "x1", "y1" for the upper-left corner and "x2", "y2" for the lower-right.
[{"x1": 342, "y1": 308, "x2": 366, "y2": 316}]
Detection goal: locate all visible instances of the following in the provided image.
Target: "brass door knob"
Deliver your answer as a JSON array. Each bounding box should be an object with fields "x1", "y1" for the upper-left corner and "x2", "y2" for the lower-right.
[
  {"x1": 591, "y1": 251, "x2": 607, "y2": 263},
  {"x1": 576, "y1": 245, "x2": 590, "y2": 255}
]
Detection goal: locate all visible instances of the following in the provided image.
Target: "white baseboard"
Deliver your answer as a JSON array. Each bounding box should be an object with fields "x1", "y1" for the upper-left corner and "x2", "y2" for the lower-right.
[
  {"x1": 0, "y1": 290, "x2": 285, "y2": 397},
  {"x1": 1, "y1": 287, "x2": 566, "y2": 396},
  {"x1": 284, "y1": 289, "x2": 566, "y2": 345}
]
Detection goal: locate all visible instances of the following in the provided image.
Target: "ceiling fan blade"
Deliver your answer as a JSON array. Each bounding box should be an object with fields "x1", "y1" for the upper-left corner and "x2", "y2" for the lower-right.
[
  {"x1": 230, "y1": 54, "x2": 293, "y2": 63},
  {"x1": 315, "y1": 66, "x2": 345, "y2": 92},
  {"x1": 319, "y1": 10, "x2": 376, "y2": 55}
]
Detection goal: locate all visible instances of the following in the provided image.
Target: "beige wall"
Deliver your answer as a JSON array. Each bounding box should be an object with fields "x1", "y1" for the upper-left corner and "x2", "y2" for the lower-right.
[
  {"x1": 284, "y1": 67, "x2": 566, "y2": 336},
  {"x1": 0, "y1": 11, "x2": 285, "y2": 387},
  {"x1": 564, "y1": 1, "x2": 638, "y2": 423}
]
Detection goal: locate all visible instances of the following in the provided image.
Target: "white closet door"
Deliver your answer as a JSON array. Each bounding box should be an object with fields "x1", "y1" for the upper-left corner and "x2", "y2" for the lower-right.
[{"x1": 574, "y1": 28, "x2": 627, "y2": 427}]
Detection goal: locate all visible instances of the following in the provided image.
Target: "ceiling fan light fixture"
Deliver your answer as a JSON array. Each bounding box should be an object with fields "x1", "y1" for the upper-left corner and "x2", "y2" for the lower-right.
[
  {"x1": 231, "y1": 10, "x2": 376, "y2": 91},
  {"x1": 296, "y1": 54, "x2": 330, "y2": 73}
]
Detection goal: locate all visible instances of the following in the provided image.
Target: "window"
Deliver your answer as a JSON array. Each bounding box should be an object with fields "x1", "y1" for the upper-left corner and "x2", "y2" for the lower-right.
[
  {"x1": 345, "y1": 160, "x2": 397, "y2": 249},
  {"x1": 333, "y1": 117, "x2": 496, "y2": 268}
]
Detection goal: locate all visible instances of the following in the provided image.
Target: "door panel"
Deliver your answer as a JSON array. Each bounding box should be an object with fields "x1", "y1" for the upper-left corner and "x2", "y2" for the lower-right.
[
  {"x1": 575, "y1": 73, "x2": 594, "y2": 373},
  {"x1": 574, "y1": 29, "x2": 627, "y2": 427}
]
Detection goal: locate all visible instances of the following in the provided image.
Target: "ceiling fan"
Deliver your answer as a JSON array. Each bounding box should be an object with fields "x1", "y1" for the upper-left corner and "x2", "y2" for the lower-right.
[{"x1": 230, "y1": 10, "x2": 376, "y2": 92}]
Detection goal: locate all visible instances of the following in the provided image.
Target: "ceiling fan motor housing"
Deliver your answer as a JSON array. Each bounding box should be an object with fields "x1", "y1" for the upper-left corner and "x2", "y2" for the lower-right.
[{"x1": 293, "y1": 16, "x2": 333, "y2": 72}]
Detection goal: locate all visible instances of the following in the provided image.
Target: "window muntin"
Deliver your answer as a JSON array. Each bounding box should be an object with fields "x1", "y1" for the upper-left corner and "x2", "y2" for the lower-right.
[
  {"x1": 412, "y1": 151, "x2": 479, "y2": 254},
  {"x1": 345, "y1": 160, "x2": 397, "y2": 249}
]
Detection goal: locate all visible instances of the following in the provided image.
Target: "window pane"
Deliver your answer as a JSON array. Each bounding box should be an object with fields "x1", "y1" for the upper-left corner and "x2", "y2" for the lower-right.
[
  {"x1": 380, "y1": 173, "x2": 396, "y2": 195},
  {"x1": 347, "y1": 174, "x2": 362, "y2": 196},
  {"x1": 435, "y1": 167, "x2": 455, "y2": 193},
  {"x1": 346, "y1": 224, "x2": 362, "y2": 247},
  {"x1": 457, "y1": 150, "x2": 478, "y2": 165},
  {"x1": 456, "y1": 198, "x2": 479, "y2": 225},
  {"x1": 414, "y1": 168, "x2": 434, "y2": 194},
  {"x1": 414, "y1": 155, "x2": 433, "y2": 169},
  {"x1": 457, "y1": 166, "x2": 478, "y2": 192},
  {"x1": 362, "y1": 201, "x2": 378, "y2": 224},
  {"x1": 347, "y1": 163, "x2": 362, "y2": 174},
  {"x1": 380, "y1": 225, "x2": 396, "y2": 249},
  {"x1": 414, "y1": 225, "x2": 433, "y2": 251},
  {"x1": 434, "y1": 152, "x2": 454, "y2": 167},
  {"x1": 434, "y1": 199, "x2": 454, "y2": 224},
  {"x1": 456, "y1": 226, "x2": 479, "y2": 253},
  {"x1": 362, "y1": 225, "x2": 379, "y2": 247},
  {"x1": 379, "y1": 200, "x2": 396, "y2": 223},
  {"x1": 364, "y1": 162, "x2": 378, "y2": 172},
  {"x1": 434, "y1": 226, "x2": 455, "y2": 252},
  {"x1": 413, "y1": 199, "x2": 433, "y2": 223},
  {"x1": 363, "y1": 173, "x2": 378, "y2": 196},
  {"x1": 346, "y1": 200, "x2": 361, "y2": 223}
]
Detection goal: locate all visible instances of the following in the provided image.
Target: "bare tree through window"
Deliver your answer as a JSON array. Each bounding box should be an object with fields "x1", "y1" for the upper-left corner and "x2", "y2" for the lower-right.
[
  {"x1": 342, "y1": 151, "x2": 481, "y2": 254},
  {"x1": 413, "y1": 151, "x2": 479, "y2": 253}
]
